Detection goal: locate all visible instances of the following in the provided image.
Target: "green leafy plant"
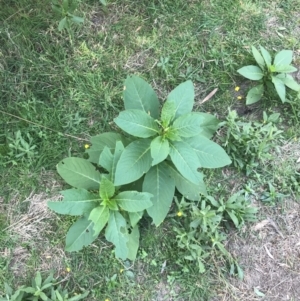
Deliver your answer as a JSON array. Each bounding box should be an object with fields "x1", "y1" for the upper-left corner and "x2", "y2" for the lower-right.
[
  {"x1": 207, "y1": 194, "x2": 258, "y2": 229},
  {"x1": 49, "y1": 76, "x2": 232, "y2": 261},
  {"x1": 220, "y1": 110, "x2": 283, "y2": 175},
  {"x1": 6, "y1": 130, "x2": 38, "y2": 165},
  {"x1": 173, "y1": 194, "x2": 257, "y2": 277},
  {"x1": 237, "y1": 46, "x2": 300, "y2": 104},
  {"x1": 52, "y1": 0, "x2": 84, "y2": 31},
  {"x1": 260, "y1": 182, "x2": 286, "y2": 204},
  {"x1": 48, "y1": 155, "x2": 153, "y2": 260},
  {"x1": 157, "y1": 57, "x2": 172, "y2": 74},
  {"x1": 0, "y1": 272, "x2": 89, "y2": 301},
  {"x1": 88, "y1": 76, "x2": 231, "y2": 226}
]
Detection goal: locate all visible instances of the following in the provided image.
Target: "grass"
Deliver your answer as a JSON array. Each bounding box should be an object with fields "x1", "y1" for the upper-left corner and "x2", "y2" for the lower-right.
[{"x1": 0, "y1": 0, "x2": 300, "y2": 300}]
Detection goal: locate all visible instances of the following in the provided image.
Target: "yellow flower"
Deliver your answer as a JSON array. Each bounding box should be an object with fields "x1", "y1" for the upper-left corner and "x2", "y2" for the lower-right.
[
  {"x1": 177, "y1": 211, "x2": 183, "y2": 217},
  {"x1": 66, "y1": 267, "x2": 71, "y2": 273},
  {"x1": 237, "y1": 96, "x2": 243, "y2": 100},
  {"x1": 235, "y1": 86, "x2": 240, "y2": 91},
  {"x1": 120, "y1": 269, "x2": 124, "y2": 273},
  {"x1": 105, "y1": 299, "x2": 110, "y2": 301},
  {"x1": 84, "y1": 144, "x2": 90, "y2": 149}
]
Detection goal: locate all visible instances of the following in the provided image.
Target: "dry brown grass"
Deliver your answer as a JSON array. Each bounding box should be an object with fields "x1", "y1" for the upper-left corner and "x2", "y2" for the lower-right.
[{"x1": 0, "y1": 170, "x2": 69, "y2": 281}]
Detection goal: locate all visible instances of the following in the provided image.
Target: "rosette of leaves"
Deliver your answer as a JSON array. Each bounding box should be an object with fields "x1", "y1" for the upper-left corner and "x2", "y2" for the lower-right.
[
  {"x1": 237, "y1": 46, "x2": 300, "y2": 104},
  {"x1": 87, "y1": 76, "x2": 231, "y2": 228},
  {"x1": 48, "y1": 142, "x2": 153, "y2": 260}
]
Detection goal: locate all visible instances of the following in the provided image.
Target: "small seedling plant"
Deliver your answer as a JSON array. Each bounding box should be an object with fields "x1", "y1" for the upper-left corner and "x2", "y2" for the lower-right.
[
  {"x1": 52, "y1": 0, "x2": 84, "y2": 31},
  {"x1": 48, "y1": 76, "x2": 231, "y2": 260},
  {"x1": 237, "y1": 46, "x2": 300, "y2": 104}
]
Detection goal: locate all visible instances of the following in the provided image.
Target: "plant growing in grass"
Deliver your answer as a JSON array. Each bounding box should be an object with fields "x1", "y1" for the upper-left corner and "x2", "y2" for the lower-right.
[
  {"x1": 173, "y1": 194, "x2": 257, "y2": 277},
  {"x1": 0, "y1": 271, "x2": 89, "y2": 301},
  {"x1": 48, "y1": 76, "x2": 231, "y2": 260},
  {"x1": 237, "y1": 46, "x2": 300, "y2": 104},
  {"x1": 52, "y1": 0, "x2": 84, "y2": 31},
  {"x1": 220, "y1": 109, "x2": 283, "y2": 175}
]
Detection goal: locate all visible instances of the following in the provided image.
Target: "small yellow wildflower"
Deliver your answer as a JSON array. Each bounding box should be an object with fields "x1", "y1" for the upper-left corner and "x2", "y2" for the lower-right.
[
  {"x1": 235, "y1": 86, "x2": 240, "y2": 92},
  {"x1": 177, "y1": 211, "x2": 183, "y2": 217},
  {"x1": 66, "y1": 267, "x2": 71, "y2": 273},
  {"x1": 105, "y1": 299, "x2": 110, "y2": 301},
  {"x1": 84, "y1": 144, "x2": 90, "y2": 149},
  {"x1": 120, "y1": 269, "x2": 124, "y2": 273},
  {"x1": 294, "y1": 137, "x2": 297, "y2": 141},
  {"x1": 237, "y1": 96, "x2": 243, "y2": 100}
]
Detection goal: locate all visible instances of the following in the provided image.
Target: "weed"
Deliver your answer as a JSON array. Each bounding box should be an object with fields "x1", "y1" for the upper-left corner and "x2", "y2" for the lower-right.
[{"x1": 220, "y1": 109, "x2": 283, "y2": 175}]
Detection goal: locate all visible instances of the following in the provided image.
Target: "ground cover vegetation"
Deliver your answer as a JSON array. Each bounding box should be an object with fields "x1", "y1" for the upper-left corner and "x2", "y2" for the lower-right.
[{"x1": 1, "y1": 0, "x2": 300, "y2": 300}]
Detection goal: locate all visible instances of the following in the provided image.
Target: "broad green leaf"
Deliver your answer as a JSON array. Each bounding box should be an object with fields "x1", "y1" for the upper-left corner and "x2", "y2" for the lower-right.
[
  {"x1": 111, "y1": 141, "x2": 125, "y2": 182},
  {"x1": 143, "y1": 162, "x2": 175, "y2": 226},
  {"x1": 105, "y1": 211, "x2": 128, "y2": 259},
  {"x1": 99, "y1": 146, "x2": 113, "y2": 173},
  {"x1": 150, "y1": 136, "x2": 169, "y2": 166},
  {"x1": 99, "y1": 177, "x2": 115, "y2": 201},
  {"x1": 58, "y1": 17, "x2": 68, "y2": 31},
  {"x1": 168, "y1": 163, "x2": 207, "y2": 200},
  {"x1": 172, "y1": 113, "x2": 204, "y2": 138},
  {"x1": 88, "y1": 206, "x2": 109, "y2": 236},
  {"x1": 39, "y1": 292, "x2": 48, "y2": 301},
  {"x1": 114, "y1": 109, "x2": 159, "y2": 138},
  {"x1": 196, "y1": 113, "x2": 219, "y2": 139},
  {"x1": 65, "y1": 215, "x2": 96, "y2": 251},
  {"x1": 276, "y1": 74, "x2": 300, "y2": 91},
  {"x1": 123, "y1": 75, "x2": 160, "y2": 118},
  {"x1": 48, "y1": 188, "x2": 100, "y2": 216},
  {"x1": 246, "y1": 84, "x2": 264, "y2": 105},
  {"x1": 62, "y1": 0, "x2": 69, "y2": 11},
  {"x1": 251, "y1": 46, "x2": 265, "y2": 69},
  {"x1": 166, "y1": 80, "x2": 194, "y2": 118},
  {"x1": 186, "y1": 136, "x2": 231, "y2": 168},
  {"x1": 274, "y1": 50, "x2": 293, "y2": 66},
  {"x1": 169, "y1": 141, "x2": 201, "y2": 184},
  {"x1": 68, "y1": 291, "x2": 90, "y2": 301},
  {"x1": 271, "y1": 76, "x2": 286, "y2": 102},
  {"x1": 161, "y1": 101, "x2": 176, "y2": 127},
  {"x1": 70, "y1": 15, "x2": 84, "y2": 24},
  {"x1": 128, "y1": 211, "x2": 144, "y2": 227},
  {"x1": 227, "y1": 211, "x2": 239, "y2": 228},
  {"x1": 57, "y1": 157, "x2": 101, "y2": 190},
  {"x1": 114, "y1": 139, "x2": 152, "y2": 185},
  {"x1": 87, "y1": 132, "x2": 126, "y2": 163},
  {"x1": 22, "y1": 287, "x2": 36, "y2": 294},
  {"x1": 126, "y1": 225, "x2": 140, "y2": 261},
  {"x1": 113, "y1": 191, "x2": 153, "y2": 212},
  {"x1": 273, "y1": 65, "x2": 297, "y2": 73},
  {"x1": 4, "y1": 283, "x2": 13, "y2": 295},
  {"x1": 34, "y1": 271, "x2": 42, "y2": 287},
  {"x1": 237, "y1": 65, "x2": 264, "y2": 80},
  {"x1": 260, "y1": 45, "x2": 272, "y2": 67}
]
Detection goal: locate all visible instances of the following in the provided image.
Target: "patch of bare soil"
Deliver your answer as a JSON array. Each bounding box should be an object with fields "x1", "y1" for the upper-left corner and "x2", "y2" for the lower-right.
[
  {"x1": 153, "y1": 280, "x2": 183, "y2": 301},
  {"x1": 216, "y1": 199, "x2": 300, "y2": 301}
]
